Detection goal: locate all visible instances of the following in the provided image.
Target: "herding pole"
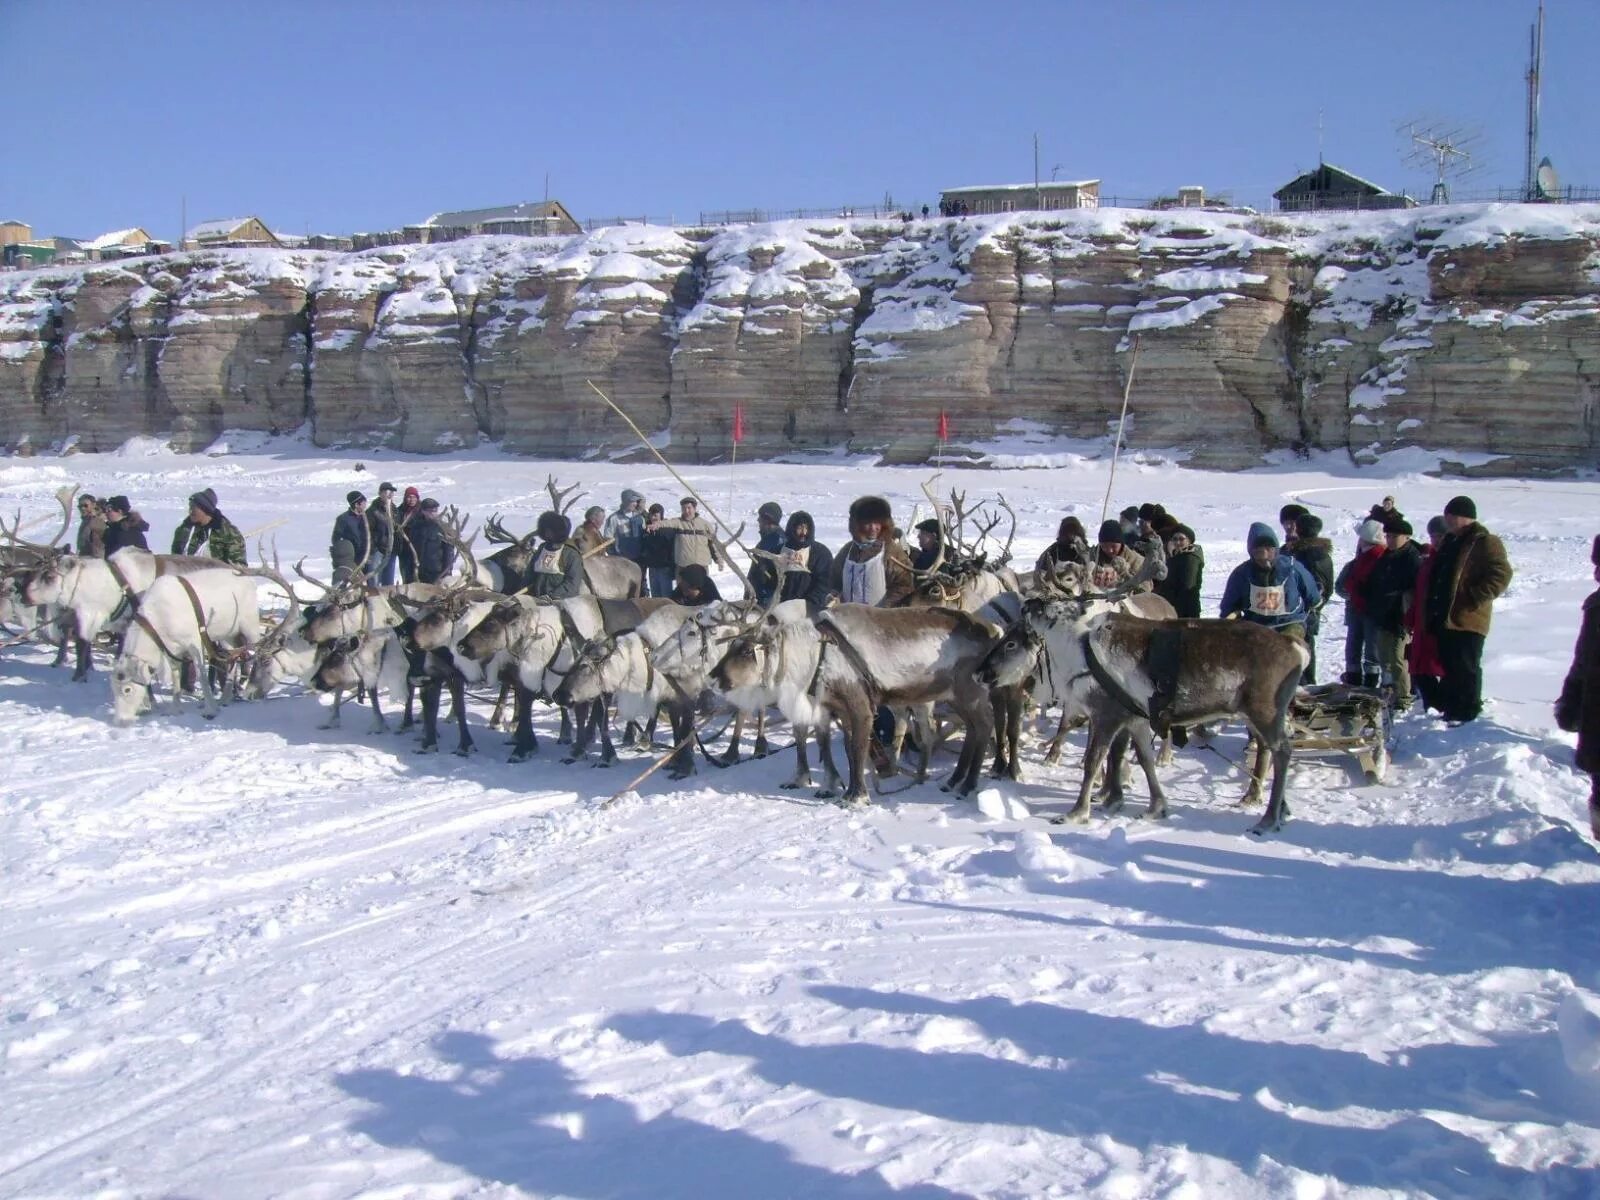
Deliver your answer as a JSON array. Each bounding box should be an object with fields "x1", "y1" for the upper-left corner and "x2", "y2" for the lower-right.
[
  {"x1": 1099, "y1": 333, "x2": 1142, "y2": 526},
  {"x1": 584, "y1": 378, "x2": 755, "y2": 566}
]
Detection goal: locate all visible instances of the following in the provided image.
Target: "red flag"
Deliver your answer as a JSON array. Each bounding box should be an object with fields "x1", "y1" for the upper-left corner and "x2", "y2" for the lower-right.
[
  {"x1": 732, "y1": 403, "x2": 745, "y2": 445},
  {"x1": 937, "y1": 410, "x2": 950, "y2": 441}
]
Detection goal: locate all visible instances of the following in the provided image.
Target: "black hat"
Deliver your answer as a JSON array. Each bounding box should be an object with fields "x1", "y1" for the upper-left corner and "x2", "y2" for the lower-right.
[
  {"x1": 915, "y1": 518, "x2": 942, "y2": 535},
  {"x1": 1279, "y1": 503, "x2": 1310, "y2": 524},
  {"x1": 1426, "y1": 515, "x2": 1447, "y2": 537},
  {"x1": 1137, "y1": 502, "x2": 1165, "y2": 522},
  {"x1": 1444, "y1": 495, "x2": 1477, "y2": 519},
  {"x1": 849, "y1": 496, "x2": 893, "y2": 526},
  {"x1": 378, "y1": 481, "x2": 396, "y2": 494},
  {"x1": 188, "y1": 490, "x2": 218, "y2": 517},
  {"x1": 347, "y1": 490, "x2": 366, "y2": 506},
  {"x1": 1119, "y1": 506, "x2": 1139, "y2": 523},
  {"x1": 758, "y1": 501, "x2": 782, "y2": 524},
  {"x1": 536, "y1": 511, "x2": 571, "y2": 542},
  {"x1": 1151, "y1": 512, "x2": 1178, "y2": 535},
  {"x1": 1384, "y1": 517, "x2": 1413, "y2": 536},
  {"x1": 1172, "y1": 523, "x2": 1196, "y2": 543},
  {"x1": 785, "y1": 510, "x2": 814, "y2": 539},
  {"x1": 419, "y1": 497, "x2": 440, "y2": 512},
  {"x1": 677, "y1": 563, "x2": 712, "y2": 591},
  {"x1": 1097, "y1": 519, "x2": 1125, "y2": 544},
  {"x1": 105, "y1": 494, "x2": 130, "y2": 514},
  {"x1": 1298, "y1": 513, "x2": 1324, "y2": 538},
  {"x1": 1057, "y1": 516, "x2": 1087, "y2": 543}
]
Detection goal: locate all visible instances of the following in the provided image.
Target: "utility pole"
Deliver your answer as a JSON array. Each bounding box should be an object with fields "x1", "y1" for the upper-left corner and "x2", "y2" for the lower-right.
[
  {"x1": 1524, "y1": 0, "x2": 1545, "y2": 201},
  {"x1": 180, "y1": 195, "x2": 186, "y2": 251},
  {"x1": 1033, "y1": 132, "x2": 1040, "y2": 210}
]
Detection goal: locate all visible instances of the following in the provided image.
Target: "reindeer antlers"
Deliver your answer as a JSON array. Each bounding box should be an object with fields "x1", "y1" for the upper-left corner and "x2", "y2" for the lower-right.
[
  {"x1": 243, "y1": 540, "x2": 303, "y2": 645},
  {"x1": 436, "y1": 505, "x2": 483, "y2": 587},
  {"x1": 544, "y1": 474, "x2": 586, "y2": 517}
]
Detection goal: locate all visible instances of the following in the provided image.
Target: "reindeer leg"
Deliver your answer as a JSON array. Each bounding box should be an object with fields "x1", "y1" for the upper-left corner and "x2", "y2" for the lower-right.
[
  {"x1": 396, "y1": 682, "x2": 416, "y2": 733},
  {"x1": 1099, "y1": 730, "x2": 1131, "y2": 814},
  {"x1": 561, "y1": 702, "x2": 591, "y2": 765},
  {"x1": 449, "y1": 674, "x2": 474, "y2": 756},
  {"x1": 508, "y1": 685, "x2": 538, "y2": 762},
  {"x1": 715, "y1": 711, "x2": 743, "y2": 767},
  {"x1": 1132, "y1": 727, "x2": 1169, "y2": 820},
  {"x1": 196, "y1": 654, "x2": 219, "y2": 720},
  {"x1": 816, "y1": 719, "x2": 844, "y2": 798},
  {"x1": 488, "y1": 680, "x2": 511, "y2": 732},
  {"x1": 1057, "y1": 723, "x2": 1109, "y2": 824},
  {"x1": 667, "y1": 703, "x2": 696, "y2": 780},
  {"x1": 593, "y1": 696, "x2": 616, "y2": 767},
  {"x1": 950, "y1": 696, "x2": 995, "y2": 798},
  {"x1": 752, "y1": 710, "x2": 769, "y2": 758},
  {"x1": 368, "y1": 685, "x2": 387, "y2": 734},
  {"x1": 1239, "y1": 739, "x2": 1269, "y2": 808},
  {"x1": 319, "y1": 688, "x2": 343, "y2": 731},
  {"x1": 1044, "y1": 712, "x2": 1077, "y2": 764},
  {"x1": 1006, "y1": 688, "x2": 1025, "y2": 781},
  {"x1": 782, "y1": 721, "x2": 814, "y2": 789},
  {"x1": 416, "y1": 679, "x2": 441, "y2": 753},
  {"x1": 557, "y1": 704, "x2": 573, "y2": 745},
  {"x1": 836, "y1": 691, "x2": 874, "y2": 806},
  {"x1": 1251, "y1": 737, "x2": 1294, "y2": 836},
  {"x1": 71, "y1": 634, "x2": 92, "y2": 682}
]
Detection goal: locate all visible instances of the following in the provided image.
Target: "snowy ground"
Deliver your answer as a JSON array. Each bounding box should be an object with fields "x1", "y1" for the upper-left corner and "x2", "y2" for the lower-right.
[{"x1": 3, "y1": 437, "x2": 1599, "y2": 1200}]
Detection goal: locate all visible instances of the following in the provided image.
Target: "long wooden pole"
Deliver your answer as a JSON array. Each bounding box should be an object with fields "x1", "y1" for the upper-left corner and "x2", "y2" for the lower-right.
[
  {"x1": 600, "y1": 728, "x2": 700, "y2": 808},
  {"x1": 585, "y1": 378, "x2": 755, "y2": 565},
  {"x1": 1100, "y1": 334, "x2": 1142, "y2": 526}
]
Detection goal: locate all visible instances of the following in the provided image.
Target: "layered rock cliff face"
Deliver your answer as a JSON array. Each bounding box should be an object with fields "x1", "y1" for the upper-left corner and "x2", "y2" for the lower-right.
[{"x1": 3, "y1": 205, "x2": 1598, "y2": 471}]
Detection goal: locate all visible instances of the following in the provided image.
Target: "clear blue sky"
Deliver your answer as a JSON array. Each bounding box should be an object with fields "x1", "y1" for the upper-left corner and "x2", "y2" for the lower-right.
[{"x1": 6, "y1": 0, "x2": 1594, "y2": 243}]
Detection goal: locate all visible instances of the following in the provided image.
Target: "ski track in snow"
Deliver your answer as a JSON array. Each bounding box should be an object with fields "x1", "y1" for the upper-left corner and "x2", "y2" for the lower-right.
[{"x1": 2, "y1": 444, "x2": 1599, "y2": 1199}]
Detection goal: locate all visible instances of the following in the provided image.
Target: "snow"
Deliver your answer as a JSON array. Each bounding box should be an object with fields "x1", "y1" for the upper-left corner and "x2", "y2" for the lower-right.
[{"x1": 1, "y1": 442, "x2": 1597, "y2": 1198}]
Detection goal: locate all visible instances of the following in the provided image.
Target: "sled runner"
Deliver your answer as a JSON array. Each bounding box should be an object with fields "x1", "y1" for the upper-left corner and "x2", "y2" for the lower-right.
[{"x1": 1288, "y1": 683, "x2": 1393, "y2": 784}]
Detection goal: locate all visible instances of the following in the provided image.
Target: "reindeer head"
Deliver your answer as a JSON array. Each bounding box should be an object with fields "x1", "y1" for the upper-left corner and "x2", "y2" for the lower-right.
[
  {"x1": 551, "y1": 632, "x2": 621, "y2": 708},
  {"x1": 2, "y1": 485, "x2": 78, "y2": 589},
  {"x1": 110, "y1": 656, "x2": 155, "y2": 724},
  {"x1": 454, "y1": 597, "x2": 528, "y2": 662}
]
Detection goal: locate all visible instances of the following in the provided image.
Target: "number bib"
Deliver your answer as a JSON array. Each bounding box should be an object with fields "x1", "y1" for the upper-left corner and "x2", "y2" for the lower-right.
[{"x1": 1249, "y1": 583, "x2": 1286, "y2": 616}]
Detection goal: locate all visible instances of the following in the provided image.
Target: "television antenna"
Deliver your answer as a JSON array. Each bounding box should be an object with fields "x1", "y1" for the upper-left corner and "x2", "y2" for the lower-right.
[{"x1": 1399, "y1": 120, "x2": 1481, "y2": 205}]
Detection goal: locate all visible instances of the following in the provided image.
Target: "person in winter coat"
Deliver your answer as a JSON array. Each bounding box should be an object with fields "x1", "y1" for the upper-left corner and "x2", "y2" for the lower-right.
[
  {"x1": 775, "y1": 510, "x2": 833, "y2": 615},
  {"x1": 1556, "y1": 535, "x2": 1600, "y2": 838},
  {"x1": 1424, "y1": 495, "x2": 1513, "y2": 724},
  {"x1": 526, "y1": 512, "x2": 583, "y2": 599},
  {"x1": 638, "y1": 502, "x2": 676, "y2": 598},
  {"x1": 831, "y1": 495, "x2": 913, "y2": 607},
  {"x1": 1407, "y1": 516, "x2": 1449, "y2": 713},
  {"x1": 173, "y1": 490, "x2": 246, "y2": 565},
  {"x1": 370, "y1": 482, "x2": 398, "y2": 584},
  {"x1": 1279, "y1": 503, "x2": 1310, "y2": 546},
  {"x1": 650, "y1": 498, "x2": 727, "y2": 574},
  {"x1": 75, "y1": 494, "x2": 107, "y2": 558},
  {"x1": 910, "y1": 518, "x2": 947, "y2": 573},
  {"x1": 1035, "y1": 516, "x2": 1089, "y2": 582},
  {"x1": 1219, "y1": 522, "x2": 1320, "y2": 639},
  {"x1": 1155, "y1": 523, "x2": 1204, "y2": 618},
  {"x1": 409, "y1": 498, "x2": 456, "y2": 585},
  {"x1": 101, "y1": 496, "x2": 150, "y2": 555},
  {"x1": 749, "y1": 501, "x2": 786, "y2": 605},
  {"x1": 1362, "y1": 518, "x2": 1424, "y2": 708},
  {"x1": 1335, "y1": 518, "x2": 1387, "y2": 687},
  {"x1": 392, "y1": 486, "x2": 423, "y2": 583},
  {"x1": 602, "y1": 489, "x2": 646, "y2": 562},
  {"x1": 330, "y1": 491, "x2": 372, "y2": 585},
  {"x1": 1090, "y1": 520, "x2": 1149, "y2": 592},
  {"x1": 1283, "y1": 513, "x2": 1335, "y2": 684},
  {"x1": 669, "y1": 563, "x2": 723, "y2": 607},
  {"x1": 573, "y1": 505, "x2": 608, "y2": 557},
  {"x1": 1129, "y1": 504, "x2": 1171, "y2": 574}
]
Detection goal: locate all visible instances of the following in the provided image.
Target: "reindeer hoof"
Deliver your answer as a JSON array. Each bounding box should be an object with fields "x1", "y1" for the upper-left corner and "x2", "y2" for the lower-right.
[
  {"x1": 509, "y1": 750, "x2": 533, "y2": 763},
  {"x1": 813, "y1": 787, "x2": 837, "y2": 800},
  {"x1": 1101, "y1": 795, "x2": 1126, "y2": 816},
  {"x1": 1142, "y1": 804, "x2": 1169, "y2": 821},
  {"x1": 593, "y1": 758, "x2": 613, "y2": 769},
  {"x1": 753, "y1": 740, "x2": 770, "y2": 758},
  {"x1": 714, "y1": 751, "x2": 740, "y2": 767},
  {"x1": 779, "y1": 778, "x2": 810, "y2": 790},
  {"x1": 562, "y1": 755, "x2": 581, "y2": 766},
  {"x1": 839, "y1": 791, "x2": 869, "y2": 808},
  {"x1": 557, "y1": 735, "x2": 572, "y2": 746}
]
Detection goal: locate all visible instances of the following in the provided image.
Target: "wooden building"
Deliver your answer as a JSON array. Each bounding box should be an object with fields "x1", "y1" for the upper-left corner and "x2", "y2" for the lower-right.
[
  {"x1": 423, "y1": 200, "x2": 581, "y2": 238},
  {"x1": 939, "y1": 180, "x2": 1101, "y2": 215},
  {"x1": 1273, "y1": 163, "x2": 1415, "y2": 213},
  {"x1": 83, "y1": 228, "x2": 161, "y2": 260},
  {"x1": 0, "y1": 220, "x2": 32, "y2": 247},
  {"x1": 183, "y1": 216, "x2": 281, "y2": 250}
]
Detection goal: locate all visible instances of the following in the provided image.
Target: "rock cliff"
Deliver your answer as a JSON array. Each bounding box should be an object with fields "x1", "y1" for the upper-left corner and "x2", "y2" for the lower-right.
[{"x1": 3, "y1": 205, "x2": 1597, "y2": 472}]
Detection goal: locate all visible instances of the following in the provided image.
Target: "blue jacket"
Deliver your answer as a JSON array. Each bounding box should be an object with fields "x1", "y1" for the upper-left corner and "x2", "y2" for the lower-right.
[{"x1": 1219, "y1": 554, "x2": 1321, "y2": 630}]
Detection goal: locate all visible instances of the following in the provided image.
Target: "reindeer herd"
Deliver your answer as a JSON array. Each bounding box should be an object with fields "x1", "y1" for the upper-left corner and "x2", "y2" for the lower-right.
[{"x1": 2, "y1": 478, "x2": 1314, "y2": 835}]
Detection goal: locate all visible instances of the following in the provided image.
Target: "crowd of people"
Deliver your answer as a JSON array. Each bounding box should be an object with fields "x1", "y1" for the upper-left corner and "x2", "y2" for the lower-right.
[{"x1": 63, "y1": 479, "x2": 1600, "y2": 828}]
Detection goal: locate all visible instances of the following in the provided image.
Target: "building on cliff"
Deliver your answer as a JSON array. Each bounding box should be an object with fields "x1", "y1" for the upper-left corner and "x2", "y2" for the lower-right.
[
  {"x1": 940, "y1": 180, "x2": 1100, "y2": 214},
  {"x1": 422, "y1": 201, "x2": 581, "y2": 238},
  {"x1": 82, "y1": 228, "x2": 167, "y2": 260},
  {"x1": 0, "y1": 220, "x2": 32, "y2": 247},
  {"x1": 183, "y1": 217, "x2": 281, "y2": 250},
  {"x1": 1273, "y1": 163, "x2": 1416, "y2": 213}
]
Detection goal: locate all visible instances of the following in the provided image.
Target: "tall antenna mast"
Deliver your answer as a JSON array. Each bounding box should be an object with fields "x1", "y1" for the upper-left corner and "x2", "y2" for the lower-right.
[
  {"x1": 1524, "y1": 0, "x2": 1544, "y2": 201},
  {"x1": 1399, "y1": 119, "x2": 1482, "y2": 207}
]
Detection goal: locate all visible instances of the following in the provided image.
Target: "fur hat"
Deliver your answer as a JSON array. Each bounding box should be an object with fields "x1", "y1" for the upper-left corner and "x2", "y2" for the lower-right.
[
  {"x1": 915, "y1": 518, "x2": 942, "y2": 536},
  {"x1": 785, "y1": 510, "x2": 814, "y2": 542},
  {"x1": 758, "y1": 501, "x2": 782, "y2": 524},
  {"x1": 1297, "y1": 514, "x2": 1324, "y2": 538},
  {"x1": 1057, "y1": 516, "x2": 1087, "y2": 544},
  {"x1": 347, "y1": 490, "x2": 366, "y2": 506},
  {"x1": 537, "y1": 511, "x2": 571, "y2": 542},
  {"x1": 1151, "y1": 512, "x2": 1179, "y2": 536},
  {"x1": 1248, "y1": 521, "x2": 1279, "y2": 551},
  {"x1": 1356, "y1": 518, "x2": 1386, "y2": 545},
  {"x1": 849, "y1": 496, "x2": 893, "y2": 527},
  {"x1": 1097, "y1": 519, "x2": 1125, "y2": 545},
  {"x1": 105, "y1": 495, "x2": 131, "y2": 514},
  {"x1": 1279, "y1": 503, "x2": 1310, "y2": 525},
  {"x1": 1444, "y1": 495, "x2": 1477, "y2": 520},
  {"x1": 676, "y1": 563, "x2": 712, "y2": 592},
  {"x1": 1172, "y1": 523, "x2": 1196, "y2": 543}
]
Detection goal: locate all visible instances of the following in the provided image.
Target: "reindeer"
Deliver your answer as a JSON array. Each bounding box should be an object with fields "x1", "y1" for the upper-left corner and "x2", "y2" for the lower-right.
[
  {"x1": 474, "y1": 475, "x2": 640, "y2": 600},
  {"x1": 713, "y1": 604, "x2": 999, "y2": 807},
  {"x1": 110, "y1": 557, "x2": 297, "y2": 724},
  {"x1": 905, "y1": 483, "x2": 1023, "y2": 614},
  {"x1": 974, "y1": 585, "x2": 1308, "y2": 834}
]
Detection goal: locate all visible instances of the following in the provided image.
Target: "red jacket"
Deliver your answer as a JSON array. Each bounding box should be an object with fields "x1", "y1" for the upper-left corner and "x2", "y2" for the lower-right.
[{"x1": 1407, "y1": 549, "x2": 1445, "y2": 677}]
